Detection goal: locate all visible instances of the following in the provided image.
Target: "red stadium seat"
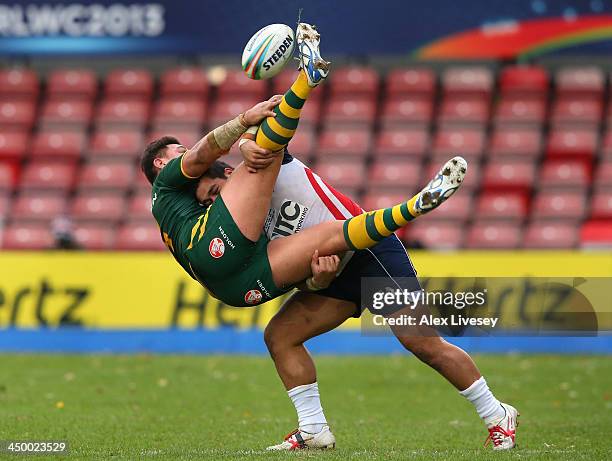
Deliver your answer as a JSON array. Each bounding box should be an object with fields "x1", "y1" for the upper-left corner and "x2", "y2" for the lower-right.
[
  {"x1": 11, "y1": 192, "x2": 67, "y2": 222},
  {"x1": 89, "y1": 129, "x2": 144, "y2": 159},
  {"x1": 324, "y1": 98, "x2": 376, "y2": 126},
  {"x1": 316, "y1": 128, "x2": 372, "y2": 158},
  {"x1": 20, "y1": 161, "x2": 76, "y2": 192},
  {"x1": 499, "y1": 66, "x2": 549, "y2": 95},
  {"x1": 546, "y1": 128, "x2": 597, "y2": 160},
  {"x1": 362, "y1": 191, "x2": 407, "y2": 210},
  {"x1": 438, "y1": 97, "x2": 489, "y2": 125},
  {"x1": 531, "y1": 190, "x2": 587, "y2": 220},
  {"x1": 0, "y1": 68, "x2": 39, "y2": 100},
  {"x1": 442, "y1": 66, "x2": 493, "y2": 98},
  {"x1": 216, "y1": 69, "x2": 267, "y2": 99},
  {"x1": 0, "y1": 100, "x2": 36, "y2": 129},
  {"x1": 73, "y1": 223, "x2": 116, "y2": 250},
  {"x1": 116, "y1": 222, "x2": 165, "y2": 250},
  {"x1": 432, "y1": 127, "x2": 485, "y2": 161},
  {"x1": 96, "y1": 99, "x2": 150, "y2": 127},
  {"x1": 380, "y1": 97, "x2": 433, "y2": 126},
  {"x1": 540, "y1": 159, "x2": 591, "y2": 189},
  {"x1": 580, "y1": 220, "x2": 612, "y2": 247},
  {"x1": 550, "y1": 97, "x2": 602, "y2": 126},
  {"x1": 160, "y1": 67, "x2": 210, "y2": 97},
  {"x1": 482, "y1": 160, "x2": 536, "y2": 193},
  {"x1": 0, "y1": 193, "x2": 10, "y2": 216},
  {"x1": 40, "y1": 100, "x2": 93, "y2": 128},
  {"x1": 314, "y1": 158, "x2": 366, "y2": 189},
  {"x1": 70, "y1": 191, "x2": 126, "y2": 222},
  {"x1": 152, "y1": 98, "x2": 207, "y2": 127},
  {"x1": 489, "y1": 127, "x2": 542, "y2": 159},
  {"x1": 0, "y1": 162, "x2": 17, "y2": 191},
  {"x1": 0, "y1": 132, "x2": 29, "y2": 160},
  {"x1": 386, "y1": 68, "x2": 436, "y2": 97},
  {"x1": 47, "y1": 69, "x2": 97, "y2": 100},
  {"x1": 594, "y1": 160, "x2": 612, "y2": 189},
  {"x1": 77, "y1": 161, "x2": 134, "y2": 191},
  {"x1": 476, "y1": 192, "x2": 528, "y2": 220},
  {"x1": 590, "y1": 191, "x2": 612, "y2": 219},
  {"x1": 465, "y1": 221, "x2": 522, "y2": 249},
  {"x1": 494, "y1": 96, "x2": 546, "y2": 125},
  {"x1": 408, "y1": 221, "x2": 464, "y2": 250},
  {"x1": 374, "y1": 127, "x2": 429, "y2": 159},
  {"x1": 420, "y1": 192, "x2": 472, "y2": 222},
  {"x1": 128, "y1": 191, "x2": 153, "y2": 220},
  {"x1": 329, "y1": 67, "x2": 379, "y2": 98},
  {"x1": 556, "y1": 67, "x2": 604, "y2": 98},
  {"x1": 286, "y1": 128, "x2": 315, "y2": 158},
  {"x1": 523, "y1": 221, "x2": 578, "y2": 248},
  {"x1": 209, "y1": 97, "x2": 258, "y2": 127},
  {"x1": 600, "y1": 130, "x2": 612, "y2": 159},
  {"x1": 147, "y1": 130, "x2": 200, "y2": 151},
  {"x1": 104, "y1": 69, "x2": 153, "y2": 98},
  {"x1": 368, "y1": 160, "x2": 421, "y2": 189},
  {"x1": 31, "y1": 131, "x2": 86, "y2": 160},
  {"x1": 2, "y1": 223, "x2": 53, "y2": 249}
]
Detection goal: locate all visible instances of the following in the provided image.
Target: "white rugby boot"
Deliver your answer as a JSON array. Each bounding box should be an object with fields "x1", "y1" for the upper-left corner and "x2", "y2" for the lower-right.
[
  {"x1": 413, "y1": 156, "x2": 467, "y2": 215},
  {"x1": 484, "y1": 403, "x2": 519, "y2": 450},
  {"x1": 296, "y1": 22, "x2": 330, "y2": 87},
  {"x1": 266, "y1": 426, "x2": 336, "y2": 450}
]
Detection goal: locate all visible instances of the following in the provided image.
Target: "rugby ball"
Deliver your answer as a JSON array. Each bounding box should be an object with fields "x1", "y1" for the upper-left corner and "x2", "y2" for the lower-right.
[{"x1": 242, "y1": 24, "x2": 295, "y2": 80}]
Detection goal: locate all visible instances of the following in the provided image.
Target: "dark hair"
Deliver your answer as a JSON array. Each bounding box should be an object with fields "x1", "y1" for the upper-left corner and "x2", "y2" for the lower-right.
[
  {"x1": 141, "y1": 136, "x2": 180, "y2": 185},
  {"x1": 203, "y1": 160, "x2": 234, "y2": 179}
]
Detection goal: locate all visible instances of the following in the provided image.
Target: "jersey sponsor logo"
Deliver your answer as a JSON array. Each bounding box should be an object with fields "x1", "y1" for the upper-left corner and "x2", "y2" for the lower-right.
[
  {"x1": 270, "y1": 200, "x2": 309, "y2": 240},
  {"x1": 244, "y1": 289, "x2": 262, "y2": 305},
  {"x1": 218, "y1": 226, "x2": 236, "y2": 249},
  {"x1": 256, "y1": 279, "x2": 272, "y2": 299},
  {"x1": 208, "y1": 237, "x2": 225, "y2": 258}
]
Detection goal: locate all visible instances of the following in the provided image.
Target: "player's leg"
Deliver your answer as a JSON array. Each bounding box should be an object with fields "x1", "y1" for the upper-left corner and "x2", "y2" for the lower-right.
[
  {"x1": 268, "y1": 157, "x2": 467, "y2": 288},
  {"x1": 219, "y1": 23, "x2": 327, "y2": 241},
  {"x1": 387, "y1": 308, "x2": 518, "y2": 449},
  {"x1": 264, "y1": 292, "x2": 354, "y2": 450}
]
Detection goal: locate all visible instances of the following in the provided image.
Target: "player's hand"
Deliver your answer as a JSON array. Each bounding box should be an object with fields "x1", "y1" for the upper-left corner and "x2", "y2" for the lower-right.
[
  {"x1": 243, "y1": 95, "x2": 282, "y2": 126},
  {"x1": 239, "y1": 139, "x2": 277, "y2": 173},
  {"x1": 310, "y1": 250, "x2": 340, "y2": 290}
]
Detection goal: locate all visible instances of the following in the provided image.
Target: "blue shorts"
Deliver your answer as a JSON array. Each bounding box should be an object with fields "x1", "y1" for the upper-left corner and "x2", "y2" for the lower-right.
[{"x1": 317, "y1": 234, "x2": 421, "y2": 317}]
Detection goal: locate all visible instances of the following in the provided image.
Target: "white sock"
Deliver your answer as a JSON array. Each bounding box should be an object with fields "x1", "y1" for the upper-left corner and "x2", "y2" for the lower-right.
[
  {"x1": 287, "y1": 382, "x2": 328, "y2": 434},
  {"x1": 459, "y1": 376, "x2": 505, "y2": 425}
]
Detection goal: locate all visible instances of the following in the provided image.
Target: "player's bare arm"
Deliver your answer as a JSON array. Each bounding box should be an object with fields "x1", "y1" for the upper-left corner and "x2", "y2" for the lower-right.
[{"x1": 180, "y1": 95, "x2": 282, "y2": 178}]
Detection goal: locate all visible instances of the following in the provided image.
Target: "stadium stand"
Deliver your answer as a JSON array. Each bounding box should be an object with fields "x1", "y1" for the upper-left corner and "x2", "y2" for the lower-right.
[{"x1": 0, "y1": 63, "x2": 611, "y2": 250}]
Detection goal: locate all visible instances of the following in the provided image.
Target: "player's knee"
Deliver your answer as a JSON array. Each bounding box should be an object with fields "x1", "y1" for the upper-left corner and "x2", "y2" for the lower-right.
[
  {"x1": 401, "y1": 336, "x2": 447, "y2": 365},
  {"x1": 263, "y1": 322, "x2": 283, "y2": 356}
]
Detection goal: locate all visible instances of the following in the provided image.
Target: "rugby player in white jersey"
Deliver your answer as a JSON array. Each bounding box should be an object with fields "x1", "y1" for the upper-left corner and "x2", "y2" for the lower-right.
[{"x1": 195, "y1": 144, "x2": 519, "y2": 451}]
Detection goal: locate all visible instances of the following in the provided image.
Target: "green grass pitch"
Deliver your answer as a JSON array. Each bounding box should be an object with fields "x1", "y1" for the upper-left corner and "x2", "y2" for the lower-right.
[{"x1": 0, "y1": 354, "x2": 610, "y2": 460}]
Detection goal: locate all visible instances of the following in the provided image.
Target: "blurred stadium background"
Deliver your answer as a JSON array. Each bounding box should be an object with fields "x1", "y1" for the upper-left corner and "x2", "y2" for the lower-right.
[{"x1": 0, "y1": 0, "x2": 611, "y2": 352}]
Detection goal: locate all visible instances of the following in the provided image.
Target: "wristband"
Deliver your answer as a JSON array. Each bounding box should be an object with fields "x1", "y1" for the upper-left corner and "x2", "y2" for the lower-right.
[{"x1": 306, "y1": 277, "x2": 324, "y2": 291}]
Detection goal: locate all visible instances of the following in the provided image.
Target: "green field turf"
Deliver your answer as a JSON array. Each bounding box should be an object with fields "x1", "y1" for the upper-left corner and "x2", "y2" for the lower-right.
[{"x1": 0, "y1": 354, "x2": 610, "y2": 460}]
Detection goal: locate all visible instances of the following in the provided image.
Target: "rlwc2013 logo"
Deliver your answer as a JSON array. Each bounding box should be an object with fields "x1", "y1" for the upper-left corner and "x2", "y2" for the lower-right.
[
  {"x1": 208, "y1": 237, "x2": 225, "y2": 259},
  {"x1": 244, "y1": 289, "x2": 262, "y2": 305}
]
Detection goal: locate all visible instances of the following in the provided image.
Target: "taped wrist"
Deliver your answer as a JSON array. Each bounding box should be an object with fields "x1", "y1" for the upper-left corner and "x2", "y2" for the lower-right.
[
  {"x1": 212, "y1": 115, "x2": 248, "y2": 151},
  {"x1": 305, "y1": 277, "x2": 324, "y2": 291},
  {"x1": 239, "y1": 126, "x2": 259, "y2": 148}
]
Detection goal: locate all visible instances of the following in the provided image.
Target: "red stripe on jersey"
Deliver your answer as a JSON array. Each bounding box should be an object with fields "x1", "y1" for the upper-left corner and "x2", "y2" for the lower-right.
[
  {"x1": 322, "y1": 179, "x2": 363, "y2": 217},
  {"x1": 304, "y1": 167, "x2": 346, "y2": 219}
]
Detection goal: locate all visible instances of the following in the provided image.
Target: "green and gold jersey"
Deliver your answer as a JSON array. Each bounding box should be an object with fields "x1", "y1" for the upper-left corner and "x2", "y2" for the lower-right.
[{"x1": 151, "y1": 154, "x2": 208, "y2": 279}]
